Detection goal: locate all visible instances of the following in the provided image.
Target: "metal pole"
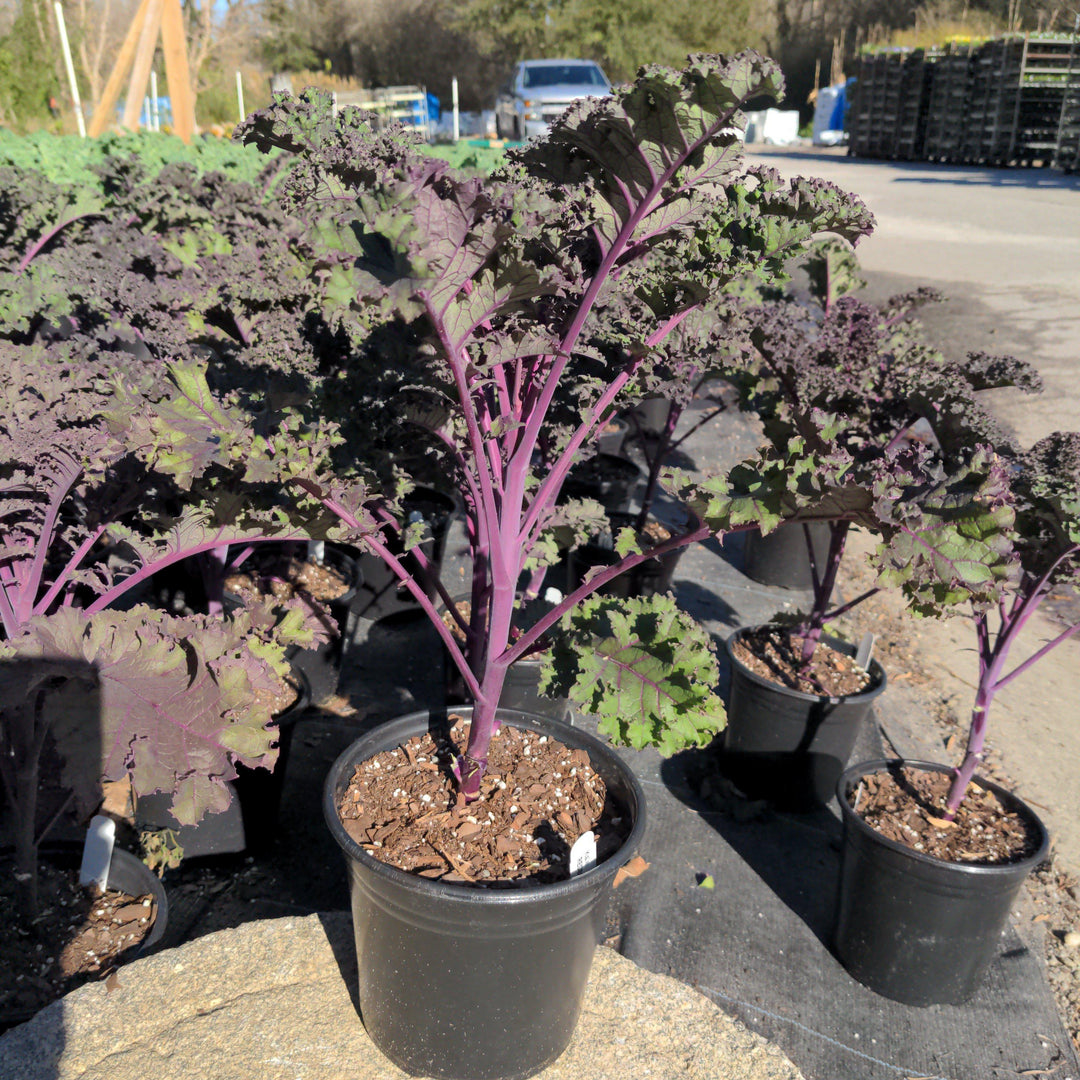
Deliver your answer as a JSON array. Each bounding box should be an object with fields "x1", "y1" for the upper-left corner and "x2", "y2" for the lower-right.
[
  {"x1": 53, "y1": 2, "x2": 86, "y2": 137},
  {"x1": 151, "y1": 70, "x2": 159, "y2": 130},
  {"x1": 236, "y1": 70, "x2": 245, "y2": 122},
  {"x1": 452, "y1": 76, "x2": 459, "y2": 141}
]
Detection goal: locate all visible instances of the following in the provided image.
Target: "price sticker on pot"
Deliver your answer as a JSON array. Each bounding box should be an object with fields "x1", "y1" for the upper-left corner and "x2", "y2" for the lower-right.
[
  {"x1": 569, "y1": 831, "x2": 597, "y2": 877},
  {"x1": 80, "y1": 814, "x2": 116, "y2": 892}
]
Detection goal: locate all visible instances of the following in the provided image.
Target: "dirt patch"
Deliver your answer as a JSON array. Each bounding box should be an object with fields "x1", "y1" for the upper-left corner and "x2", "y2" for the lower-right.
[{"x1": 336, "y1": 715, "x2": 628, "y2": 885}]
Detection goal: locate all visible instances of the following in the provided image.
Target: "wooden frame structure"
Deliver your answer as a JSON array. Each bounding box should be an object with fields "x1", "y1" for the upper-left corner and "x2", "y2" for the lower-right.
[{"x1": 88, "y1": 0, "x2": 194, "y2": 141}]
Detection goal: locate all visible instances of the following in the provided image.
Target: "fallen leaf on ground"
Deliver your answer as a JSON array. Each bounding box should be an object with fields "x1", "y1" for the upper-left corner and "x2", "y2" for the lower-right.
[{"x1": 613, "y1": 855, "x2": 650, "y2": 888}]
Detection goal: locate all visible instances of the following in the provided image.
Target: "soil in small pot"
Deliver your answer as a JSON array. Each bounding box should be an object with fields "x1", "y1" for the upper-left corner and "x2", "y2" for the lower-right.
[
  {"x1": 850, "y1": 764, "x2": 1045, "y2": 866},
  {"x1": 224, "y1": 549, "x2": 351, "y2": 606},
  {"x1": 249, "y1": 671, "x2": 304, "y2": 717},
  {"x1": 337, "y1": 715, "x2": 629, "y2": 886},
  {"x1": 732, "y1": 626, "x2": 874, "y2": 697},
  {"x1": 0, "y1": 863, "x2": 158, "y2": 1022}
]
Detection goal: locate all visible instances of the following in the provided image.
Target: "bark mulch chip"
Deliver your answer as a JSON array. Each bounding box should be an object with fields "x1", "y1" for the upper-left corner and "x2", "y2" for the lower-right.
[
  {"x1": 338, "y1": 715, "x2": 629, "y2": 887},
  {"x1": 732, "y1": 626, "x2": 875, "y2": 697},
  {"x1": 849, "y1": 764, "x2": 1044, "y2": 865}
]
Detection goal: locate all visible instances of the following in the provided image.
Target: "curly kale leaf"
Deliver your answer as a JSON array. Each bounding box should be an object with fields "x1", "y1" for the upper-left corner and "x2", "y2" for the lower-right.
[
  {"x1": 542, "y1": 593, "x2": 724, "y2": 754},
  {"x1": 2, "y1": 605, "x2": 285, "y2": 826}
]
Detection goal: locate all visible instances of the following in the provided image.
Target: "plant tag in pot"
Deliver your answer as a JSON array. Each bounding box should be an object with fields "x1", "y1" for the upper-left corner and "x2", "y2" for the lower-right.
[
  {"x1": 569, "y1": 831, "x2": 597, "y2": 876},
  {"x1": 80, "y1": 814, "x2": 116, "y2": 893},
  {"x1": 855, "y1": 632, "x2": 875, "y2": 671}
]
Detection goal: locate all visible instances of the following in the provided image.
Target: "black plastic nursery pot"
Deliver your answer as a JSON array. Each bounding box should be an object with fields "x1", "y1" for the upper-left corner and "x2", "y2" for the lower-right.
[
  {"x1": 741, "y1": 521, "x2": 831, "y2": 590},
  {"x1": 560, "y1": 454, "x2": 642, "y2": 514},
  {"x1": 231, "y1": 670, "x2": 313, "y2": 852},
  {"x1": 566, "y1": 513, "x2": 685, "y2": 599},
  {"x1": 323, "y1": 707, "x2": 646, "y2": 1080},
  {"x1": 721, "y1": 627, "x2": 887, "y2": 809},
  {"x1": 442, "y1": 649, "x2": 574, "y2": 723},
  {"x1": 1, "y1": 845, "x2": 169, "y2": 1030},
  {"x1": 103, "y1": 847, "x2": 170, "y2": 955},
  {"x1": 230, "y1": 543, "x2": 361, "y2": 705},
  {"x1": 833, "y1": 759, "x2": 1050, "y2": 1006},
  {"x1": 342, "y1": 487, "x2": 460, "y2": 621},
  {"x1": 136, "y1": 668, "x2": 311, "y2": 857},
  {"x1": 626, "y1": 395, "x2": 671, "y2": 437},
  {"x1": 595, "y1": 416, "x2": 629, "y2": 457}
]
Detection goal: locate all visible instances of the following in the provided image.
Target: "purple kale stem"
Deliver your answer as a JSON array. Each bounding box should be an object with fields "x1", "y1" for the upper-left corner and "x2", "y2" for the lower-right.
[
  {"x1": 83, "y1": 534, "x2": 305, "y2": 614},
  {"x1": 944, "y1": 545, "x2": 1080, "y2": 815},
  {"x1": 799, "y1": 520, "x2": 849, "y2": 665},
  {"x1": 804, "y1": 522, "x2": 823, "y2": 594},
  {"x1": 425, "y1": 303, "x2": 501, "y2": 534},
  {"x1": 18, "y1": 210, "x2": 103, "y2": 273},
  {"x1": 944, "y1": 608, "x2": 1001, "y2": 815},
  {"x1": 370, "y1": 504, "x2": 453, "y2": 612},
  {"x1": 1, "y1": 563, "x2": 25, "y2": 635},
  {"x1": 510, "y1": 87, "x2": 744, "y2": 473},
  {"x1": 521, "y1": 309, "x2": 690, "y2": 546},
  {"x1": 882, "y1": 420, "x2": 919, "y2": 455},
  {"x1": 823, "y1": 586, "x2": 880, "y2": 623},
  {"x1": 231, "y1": 544, "x2": 256, "y2": 569},
  {"x1": 995, "y1": 619, "x2": 1080, "y2": 691},
  {"x1": 668, "y1": 397, "x2": 724, "y2": 454},
  {"x1": 505, "y1": 519, "x2": 721, "y2": 665},
  {"x1": 519, "y1": 360, "x2": 637, "y2": 542},
  {"x1": 635, "y1": 399, "x2": 682, "y2": 532},
  {"x1": 15, "y1": 456, "x2": 82, "y2": 625},
  {"x1": 310, "y1": 488, "x2": 484, "y2": 701},
  {"x1": 200, "y1": 546, "x2": 230, "y2": 617},
  {"x1": 31, "y1": 522, "x2": 108, "y2": 618}
]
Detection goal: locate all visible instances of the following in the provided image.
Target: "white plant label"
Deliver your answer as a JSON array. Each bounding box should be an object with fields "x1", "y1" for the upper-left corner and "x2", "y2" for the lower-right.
[
  {"x1": 856, "y1": 632, "x2": 875, "y2": 671},
  {"x1": 79, "y1": 814, "x2": 116, "y2": 892},
  {"x1": 569, "y1": 831, "x2": 597, "y2": 877}
]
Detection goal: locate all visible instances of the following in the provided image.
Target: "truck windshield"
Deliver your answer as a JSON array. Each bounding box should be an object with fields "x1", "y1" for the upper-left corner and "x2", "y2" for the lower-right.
[{"x1": 522, "y1": 64, "x2": 607, "y2": 89}]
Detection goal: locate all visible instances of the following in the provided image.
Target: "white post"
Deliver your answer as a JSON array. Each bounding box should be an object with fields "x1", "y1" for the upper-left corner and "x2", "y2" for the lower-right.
[
  {"x1": 143, "y1": 95, "x2": 151, "y2": 129},
  {"x1": 236, "y1": 70, "x2": 245, "y2": 123},
  {"x1": 452, "y1": 77, "x2": 460, "y2": 142},
  {"x1": 150, "y1": 70, "x2": 159, "y2": 130},
  {"x1": 53, "y1": 2, "x2": 86, "y2": 137}
]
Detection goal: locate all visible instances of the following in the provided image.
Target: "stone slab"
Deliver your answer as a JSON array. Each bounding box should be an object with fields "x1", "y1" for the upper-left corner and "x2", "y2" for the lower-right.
[{"x1": 0, "y1": 913, "x2": 803, "y2": 1080}]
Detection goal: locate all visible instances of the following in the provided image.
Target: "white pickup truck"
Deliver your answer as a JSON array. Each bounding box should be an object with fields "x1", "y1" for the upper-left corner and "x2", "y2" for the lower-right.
[{"x1": 494, "y1": 59, "x2": 611, "y2": 140}]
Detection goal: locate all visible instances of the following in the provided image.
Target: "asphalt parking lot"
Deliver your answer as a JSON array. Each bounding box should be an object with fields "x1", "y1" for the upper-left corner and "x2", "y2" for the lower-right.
[{"x1": 746, "y1": 146, "x2": 1080, "y2": 449}]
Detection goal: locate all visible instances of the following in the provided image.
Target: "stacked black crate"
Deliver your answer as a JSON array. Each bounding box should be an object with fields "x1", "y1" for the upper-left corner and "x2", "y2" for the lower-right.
[
  {"x1": 1007, "y1": 35, "x2": 1073, "y2": 166},
  {"x1": 961, "y1": 39, "x2": 1011, "y2": 163},
  {"x1": 923, "y1": 43, "x2": 973, "y2": 162},
  {"x1": 848, "y1": 52, "x2": 892, "y2": 158},
  {"x1": 894, "y1": 49, "x2": 938, "y2": 160},
  {"x1": 1052, "y1": 33, "x2": 1080, "y2": 171}
]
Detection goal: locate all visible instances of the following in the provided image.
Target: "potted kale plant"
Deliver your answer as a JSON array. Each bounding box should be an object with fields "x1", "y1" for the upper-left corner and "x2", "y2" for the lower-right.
[
  {"x1": 0, "y1": 329, "x2": 326, "y2": 1014},
  {"x1": 834, "y1": 430, "x2": 1078, "y2": 1005},
  {"x1": 229, "y1": 52, "x2": 879, "y2": 1080},
  {"x1": 698, "y1": 241, "x2": 1041, "y2": 808}
]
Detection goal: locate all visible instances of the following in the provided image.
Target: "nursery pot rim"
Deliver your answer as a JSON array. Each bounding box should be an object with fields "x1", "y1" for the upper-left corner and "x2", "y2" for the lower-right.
[
  {"x1": 323, "y1": 706, "x2": 645, "y2": 905},
  {"x1": 836, "y1": 757, "x2": 1050, "y2": 876},
  {"x1": 725, "y1": 624, "x2": 887, "y2": 705}
]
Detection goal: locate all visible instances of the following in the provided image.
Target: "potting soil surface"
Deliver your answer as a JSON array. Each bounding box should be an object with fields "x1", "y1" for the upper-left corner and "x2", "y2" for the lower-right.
[{"x1": 122, "y1": 384, "x2": 1080, "y2": 1080}]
